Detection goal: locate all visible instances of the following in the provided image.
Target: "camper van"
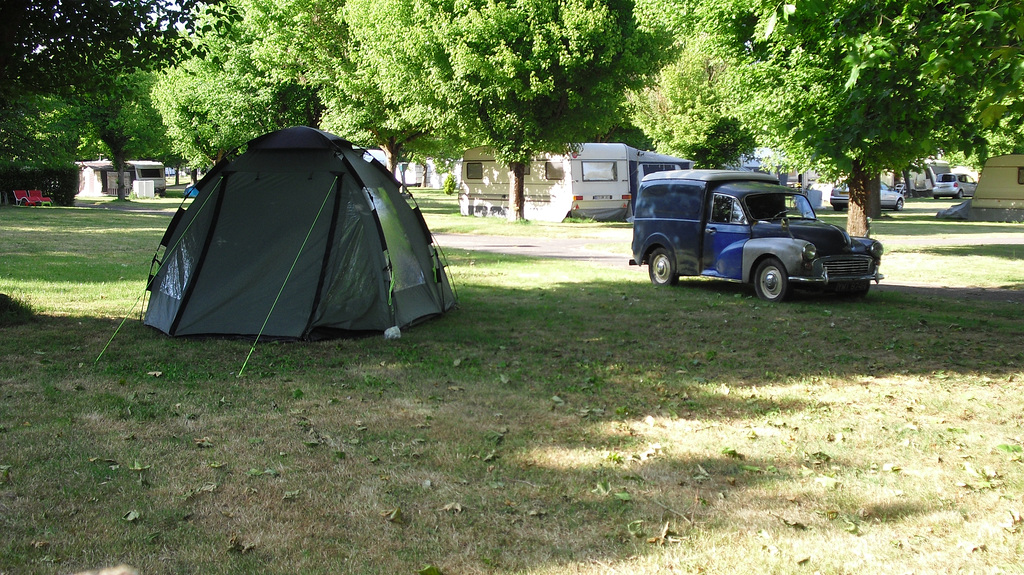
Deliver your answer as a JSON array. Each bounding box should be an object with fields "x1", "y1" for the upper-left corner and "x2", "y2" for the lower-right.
[
  {"x1": 78, "y1": 160, "x2": 167, "y2": 197},
  {"x1": 969, "y1": 155, "x2": 1024, "y2": 222},
  {"x1": 458, "y1": 144, "x2": 692, "y2": 222}
]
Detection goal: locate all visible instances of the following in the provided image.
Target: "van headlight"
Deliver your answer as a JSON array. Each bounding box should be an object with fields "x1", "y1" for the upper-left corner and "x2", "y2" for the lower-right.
[
  {"x1": 802, "y1": 243, "x2": 817, "y2": 261},
  {"x1": 870, "y1": 241, "x2": 884, "y2": 259}
]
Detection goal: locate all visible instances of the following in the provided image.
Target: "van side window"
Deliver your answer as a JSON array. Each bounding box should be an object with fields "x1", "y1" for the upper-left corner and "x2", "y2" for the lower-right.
[
  {"x1": 711, "y1": 194, "x2": 746, "y2": 224},
  {"x1": 1018, "y1": 168, "x2": 1024, "y2": 185},
  {"x1": 639, "y1": 163, "x2": 679, "y2": 178},
  {"x1": 582, "y1": 161, "x2": 617, "y2": 181},
  {"x1": 636, "y1": 181, "x2": 704, "y2": 219},
  {"x1": 544, "y1": 161, "x2": 563, "y2": 180},
  {"x1": 466, "y1": 162, "x2": 483, "y2": 180}
]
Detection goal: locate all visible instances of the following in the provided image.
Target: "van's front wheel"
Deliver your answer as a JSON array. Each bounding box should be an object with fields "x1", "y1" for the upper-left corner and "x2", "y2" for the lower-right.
[
  {"x1": 648, "y1": 247, "x2": 678, "y2": 286},
  {"x1": 754, "y1": 257, "x2": 790, "y2": 302}
]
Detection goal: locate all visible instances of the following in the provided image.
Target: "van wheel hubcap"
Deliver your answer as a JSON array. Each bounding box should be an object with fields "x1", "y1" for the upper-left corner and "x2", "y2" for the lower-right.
[{"x1": 654, "y1": 258, "x2": 669, "y2": 280}]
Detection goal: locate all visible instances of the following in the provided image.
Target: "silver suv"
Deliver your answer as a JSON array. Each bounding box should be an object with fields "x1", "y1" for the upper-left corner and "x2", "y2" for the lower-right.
[{"x1": 933, "y1": 173, "x2": 977, "y2": 199}]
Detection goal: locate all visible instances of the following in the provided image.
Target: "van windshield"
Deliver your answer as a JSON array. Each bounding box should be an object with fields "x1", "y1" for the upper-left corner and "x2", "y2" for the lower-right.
[{"x1": 744, "y1": 193, "x2": 815, "y2": 221}]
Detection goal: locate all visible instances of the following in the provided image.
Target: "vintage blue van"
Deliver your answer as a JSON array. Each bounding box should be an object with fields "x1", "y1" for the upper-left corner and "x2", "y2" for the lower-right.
[{"x1": 629, "y1": 170, "x2": 884, "y2": 301}]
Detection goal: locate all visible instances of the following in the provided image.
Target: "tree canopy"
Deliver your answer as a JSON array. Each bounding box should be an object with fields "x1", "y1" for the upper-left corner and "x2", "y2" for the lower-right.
[
  {"x1": 298, "y1": 0, "x2": 462, "y2": 172},
  {"x1": 629, "y1": 35, "x2": 755, "y2": 168},
  {"x1": 1, "y1": 0, "x2": 235, "y2": 102},
  {"x1": 5, "y1": 0, "x2": 1024, "y2": 215},
  {"x1": 723, "y1": 0, "x2": 980, "y2": 235},
  {"x1": 414, "y1": 0, "x2": 672, "y2": 219},
  {"x1": 152, "y1": 0, "x2": 323, "y2": 168}
]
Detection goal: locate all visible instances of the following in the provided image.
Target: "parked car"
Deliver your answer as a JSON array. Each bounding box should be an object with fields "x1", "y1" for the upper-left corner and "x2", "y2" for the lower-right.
[
  {"x1": 630, "y1": 170, "x2": 884, "y2": 301},
  {"x1": 932, "y1": 172, "x2": 977, "y2": 199},
  {"x1": 830, "y1": 182, "x2": 905, "y2": 211}
]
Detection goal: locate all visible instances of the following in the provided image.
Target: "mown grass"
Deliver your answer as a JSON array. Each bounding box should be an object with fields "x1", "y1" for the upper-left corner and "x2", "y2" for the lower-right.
[{"x1": 1, "y1": 195, "x2": 1023, "y2": 575}]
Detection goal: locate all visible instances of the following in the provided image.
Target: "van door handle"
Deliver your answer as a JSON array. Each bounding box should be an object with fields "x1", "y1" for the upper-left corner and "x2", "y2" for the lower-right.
[{"x1": 707, "y1": 227, "x2": 717, "y2": 234}]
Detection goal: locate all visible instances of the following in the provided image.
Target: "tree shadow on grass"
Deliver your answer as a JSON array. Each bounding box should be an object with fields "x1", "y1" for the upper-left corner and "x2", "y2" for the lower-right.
[{"x1": 2, "y1": 265, "x2": 1022, "y2": 574}]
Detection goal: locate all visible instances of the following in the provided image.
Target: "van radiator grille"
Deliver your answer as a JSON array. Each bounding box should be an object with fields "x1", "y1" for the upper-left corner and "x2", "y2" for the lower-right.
[{"x1": 823, "y1": 256, "x2": 873, "y2": 277}]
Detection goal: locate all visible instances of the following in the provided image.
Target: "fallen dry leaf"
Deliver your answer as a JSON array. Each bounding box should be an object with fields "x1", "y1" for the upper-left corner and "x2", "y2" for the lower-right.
[
  {"x1": 227, "y1": 534, "x2": 256, "y2": 554},
  {"x1": 382, "y1": 507, "x2": 405, "y2": 524},
  {"x1": 440, "y1": 502, "x2": 463, "y2": 514}
]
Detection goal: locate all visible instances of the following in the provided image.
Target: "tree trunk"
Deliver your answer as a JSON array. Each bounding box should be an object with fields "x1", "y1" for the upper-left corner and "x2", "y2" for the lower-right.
[
  {"x1": 508, "y1": 162, "x2": 526, "y2": 221},
  {"x1": 847, "y1": 159, "x2": 880, "y2": 237},
  {"x1": 112, "y1": 152, "x2": 128, "y2": 201},
  {"x1": 382, "y1": 139, "x2": 403, "y2": 180}
]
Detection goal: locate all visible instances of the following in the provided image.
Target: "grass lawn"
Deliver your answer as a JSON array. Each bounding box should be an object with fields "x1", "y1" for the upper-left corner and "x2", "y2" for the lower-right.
[{"x1": 1, "y1": 193, "x2": 1022, "y2": 575}]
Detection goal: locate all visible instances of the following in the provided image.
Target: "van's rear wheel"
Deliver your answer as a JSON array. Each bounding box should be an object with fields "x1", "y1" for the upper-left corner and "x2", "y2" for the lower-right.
[
  {"x1": 648, "y1": 247, "x2": 678, "y2": 286},
  {"x1": 754, "y1": 257, "x2": 790, "y2": 302}
]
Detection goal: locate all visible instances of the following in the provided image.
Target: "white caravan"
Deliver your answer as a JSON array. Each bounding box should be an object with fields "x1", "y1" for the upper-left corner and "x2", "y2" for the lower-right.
[
  {"x1": 459, "y1": 144, "x2": 692, "y2": 222},
  {"x1": 78, "y1": 160, "x2": 167, "y2": 197}
]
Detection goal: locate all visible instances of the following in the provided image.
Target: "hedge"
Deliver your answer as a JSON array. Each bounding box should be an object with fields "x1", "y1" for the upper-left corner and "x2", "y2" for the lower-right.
[{"x1": 0, "y1": 164, "x2": 78, "y2": 207}]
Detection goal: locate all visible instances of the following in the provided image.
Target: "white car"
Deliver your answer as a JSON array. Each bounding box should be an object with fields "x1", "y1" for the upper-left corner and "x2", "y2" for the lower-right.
[
  {"x1": 830, "y1": 183, "x2": 905, "y2": 211},
  {"x1": 933, "y1": 173, "x2": 977, "y2": 199}
]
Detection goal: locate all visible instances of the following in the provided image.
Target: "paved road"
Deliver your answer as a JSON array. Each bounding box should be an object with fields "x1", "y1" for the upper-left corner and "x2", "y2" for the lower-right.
[{"x1": 434, "y1": 232, "x2": 1024, "y2": 305}]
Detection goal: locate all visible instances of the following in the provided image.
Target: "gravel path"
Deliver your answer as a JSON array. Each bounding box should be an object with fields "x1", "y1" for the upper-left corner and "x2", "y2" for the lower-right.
[{"x1": 76, "y1": 201, "x2": 1022, "y2": 304}]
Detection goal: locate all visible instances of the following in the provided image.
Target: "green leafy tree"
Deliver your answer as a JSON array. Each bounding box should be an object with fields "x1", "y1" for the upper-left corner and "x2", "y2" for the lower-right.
[
  {"x1": 0, "y1": 0, "x2": 234, "y2": 103},
  {"x1": 1, "y1": 0, "x2": 237, "y2": 185},
  {"x1": 912, "y1": 1, "x2": 1024, "y2": 126},
  {"x1": 629, "y1": 36, "x2": 756, "y2": 168},
  {"x1": 283, "y1": 0, "x2": 464, "y2": 174},
  {"x1": 416, "y1": 0, "x2": 672, "y2": 220},
  {"x1": 153, "y1": 0, "x2": 324, "y2": 168},
  {"x1": 849, "y1": 2, "x2": 1024, "y2": 166},
  {"x1": 0, "y1": 94, "x2": 82, "y2": 166},
  {"x1": 78, "y1": 72, "x2": 169, "y2": 200},
  {"x1": 729, "y1": 0, "x2": 980, "y2": 236}
]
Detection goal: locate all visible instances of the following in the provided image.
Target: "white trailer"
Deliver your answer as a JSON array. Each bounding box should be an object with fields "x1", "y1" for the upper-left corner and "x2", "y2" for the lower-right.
[{"x1": 458, "y1": 144, "x2": 692, "y2": 222}]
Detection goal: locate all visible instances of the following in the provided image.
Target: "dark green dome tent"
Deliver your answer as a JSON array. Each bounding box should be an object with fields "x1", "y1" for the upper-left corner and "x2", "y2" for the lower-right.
[{"x1": 144, "y1": 126, "x2": 456, "y2": 339}]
